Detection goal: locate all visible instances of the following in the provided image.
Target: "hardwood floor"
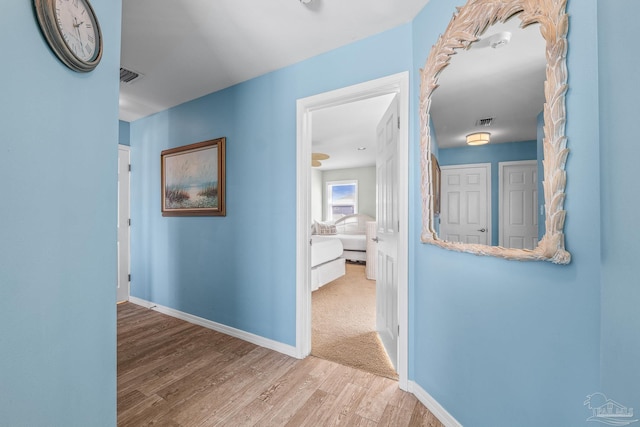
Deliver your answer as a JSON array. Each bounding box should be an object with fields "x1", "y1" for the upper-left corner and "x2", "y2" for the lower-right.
[{"x1": 118, "y1": 302, "x2": 444, "y2": 427}]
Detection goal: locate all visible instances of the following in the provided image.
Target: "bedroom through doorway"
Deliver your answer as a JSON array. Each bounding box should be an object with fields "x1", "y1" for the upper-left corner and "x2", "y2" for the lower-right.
[
  {"x1": 305, "y1": 86, "x2": 400, "y2": 380},
  {"x1": 310, "y1": 209, "x2": 392, "y2": 377}
]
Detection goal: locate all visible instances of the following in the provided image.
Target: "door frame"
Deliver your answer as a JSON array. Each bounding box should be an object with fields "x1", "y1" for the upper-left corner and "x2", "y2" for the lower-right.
[
  {"x1": 117, "y1": 144, "x2": 131, "y2": 303},
  {"x1": 295, "y1": 72, "x2": 409, "y2": 390}
]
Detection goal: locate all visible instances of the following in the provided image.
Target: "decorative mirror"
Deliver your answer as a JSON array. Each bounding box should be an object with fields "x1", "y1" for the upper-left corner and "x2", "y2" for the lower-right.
[{"x1": 420, "y1": 0, "x2": 570, "y2": 264}]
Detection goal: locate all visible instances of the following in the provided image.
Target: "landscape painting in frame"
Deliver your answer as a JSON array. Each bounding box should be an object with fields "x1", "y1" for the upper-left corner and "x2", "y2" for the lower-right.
[{"x1": 161, "y1": 138, "x2": 226, "y2": 216}]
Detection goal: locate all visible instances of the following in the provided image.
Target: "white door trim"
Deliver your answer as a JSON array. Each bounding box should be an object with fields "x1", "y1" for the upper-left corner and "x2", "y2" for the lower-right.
[
  {"x1": 117, "y1": 145, "x2": 131, "y2": 303},
  {"x1": 295, "y1": 72, "x2": 409, "y2": 390}
]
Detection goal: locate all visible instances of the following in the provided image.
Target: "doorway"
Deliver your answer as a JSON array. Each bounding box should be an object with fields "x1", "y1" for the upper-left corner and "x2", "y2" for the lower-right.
[
  {"x1": 309, "y1": 94, "x2": 397, "y2": 379},
  {"x1": 295, "y1": 72, "x2": 409, "y2": 389}
]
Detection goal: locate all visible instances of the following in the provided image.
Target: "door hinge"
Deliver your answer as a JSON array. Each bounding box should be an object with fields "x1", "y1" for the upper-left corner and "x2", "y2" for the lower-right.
[
  {"x1": 128, "y1": 218, "x2": 131, "y2": 226},
  {"x1": 128, "y1": 164, "x2": 131, "y2": 172},
  {"x1": 128, "y1": 274, "x2": 131, "y2": 282},
  {"x1": 398, "y1": 324, "x2": 400, "y2": 335},
  {"x1": 397, "y1": 116, "x2": 400, "y2": 129}
]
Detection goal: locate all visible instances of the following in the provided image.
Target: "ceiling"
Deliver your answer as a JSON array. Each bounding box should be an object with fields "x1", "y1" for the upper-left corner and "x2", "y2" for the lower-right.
[
  {"x1": 430, "y1": 17, "x2": 546, "y2": 148},
  {"x1": 119, "y1": 2, "x2": 545, "y2": 171},
  {"x1": 311, "y1": 94, "x2": 395, "y2": 170},
  {"x1": 119, "y1": 0, "x2": 430, "y2": 122},
  {"x1": 309, "y1": 16, "x2": 546, "y2": 170}
]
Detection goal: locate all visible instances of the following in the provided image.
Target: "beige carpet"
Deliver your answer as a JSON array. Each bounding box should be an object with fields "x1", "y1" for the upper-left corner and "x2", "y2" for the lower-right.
[{"x1": 312, "y1": 263, "x2": 398, "y2": 380}]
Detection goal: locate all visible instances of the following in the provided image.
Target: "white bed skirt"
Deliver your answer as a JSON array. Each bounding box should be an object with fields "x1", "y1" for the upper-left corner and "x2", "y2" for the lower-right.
[
  {"x1": 342, "y1": 249, "x2": 366, "y2": 262},
  {"x1": 311, "y1": 235, "x2": 344, "y2": 267},
  {"x1": 311, "y1": 258, "x2": 345, "y2": 291}
]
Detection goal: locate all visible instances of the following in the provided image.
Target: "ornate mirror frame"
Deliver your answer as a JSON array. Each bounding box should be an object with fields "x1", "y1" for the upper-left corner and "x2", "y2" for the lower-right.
[{"x1": 420, "y1": 0, "x2": 570, "y2": 264}]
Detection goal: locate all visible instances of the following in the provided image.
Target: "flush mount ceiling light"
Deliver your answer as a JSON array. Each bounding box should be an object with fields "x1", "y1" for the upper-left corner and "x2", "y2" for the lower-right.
[
  {"x1": 466, "y1": 132, "x2": 491, "y2": 146},
  {"x1": 312, "y1": 152, "x2": 329, "y2": 167},
  {"x1": 300, "y1": 0, "x2": 312, "y2": 4},
  {"x1": 357, "y1": 147, "x2": 367, "y2": 151}
]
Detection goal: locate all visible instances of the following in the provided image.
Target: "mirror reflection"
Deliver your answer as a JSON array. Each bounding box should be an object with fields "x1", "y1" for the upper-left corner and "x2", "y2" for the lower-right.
[{"x1": 429, "y1": 15, "x2": 546, "y2": 249}]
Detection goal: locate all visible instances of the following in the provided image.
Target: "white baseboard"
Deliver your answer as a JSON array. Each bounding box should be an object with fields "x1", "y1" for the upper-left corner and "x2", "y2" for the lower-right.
[
  {"x1": 408, "y1": 381, "x2": 463, "y2": 427},
  {"x1": 127, "y1": 296, "x2": 299, "y2": 359}
]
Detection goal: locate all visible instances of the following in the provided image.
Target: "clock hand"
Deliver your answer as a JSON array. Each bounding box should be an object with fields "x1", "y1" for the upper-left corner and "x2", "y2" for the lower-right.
[{"x1": 73, "y1": 16, "x2": 84, "y2": 55}]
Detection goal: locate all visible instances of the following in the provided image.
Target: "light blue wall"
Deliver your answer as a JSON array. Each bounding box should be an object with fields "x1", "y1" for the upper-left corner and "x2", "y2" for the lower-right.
[
  {"x1": 598, "y1": 0, "x2": 640, "y2": 412},
  {"x1": 119, "y1": 120, "x2": 131, "y2": 146},
  {"x1": 438, "y1": 140, "x2": 537, "y2": 245},
  {"x1": 0, "y1": 1, "x2": 121, "y2": 426},
  {"x1": 411, "y1": 1, "x2": 602, "y2": 426},
  {"x1": 129, "y1": 25, "x2": 413, "y2": 346}
]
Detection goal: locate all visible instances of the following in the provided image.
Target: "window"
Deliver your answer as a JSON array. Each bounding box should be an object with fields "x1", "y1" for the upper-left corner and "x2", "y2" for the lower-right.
[{"x1": 326, "y1": 180, "x2": 358, "y2": 221}]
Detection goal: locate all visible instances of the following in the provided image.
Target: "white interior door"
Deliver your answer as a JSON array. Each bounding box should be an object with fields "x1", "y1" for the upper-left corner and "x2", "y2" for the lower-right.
[
  {"x1": 440, "y1": 163, "x2": 491, "y2": 245},
  {"x1": 499, "y1": 160, "x2": 538, "y2": 249},
  {"x1": 375, "y1": 95, "x2": 398, "y2": 369},
  {"x1": 117, "y1": 146, "x2": 131, "y2": 303}
]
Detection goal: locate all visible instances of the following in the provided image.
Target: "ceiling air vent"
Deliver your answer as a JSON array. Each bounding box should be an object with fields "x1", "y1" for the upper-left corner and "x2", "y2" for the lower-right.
[
  {"x1": 120, "y1": 67, "x2": 143, "y2": 84},
  {"x1": 475, "y1": 117, "x2": 494, "y2": 127}
]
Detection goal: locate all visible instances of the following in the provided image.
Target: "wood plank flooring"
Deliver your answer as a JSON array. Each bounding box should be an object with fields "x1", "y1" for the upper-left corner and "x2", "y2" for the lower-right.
[{"x1": 118, "y1": 302, "x2": 444, "y2": 427}]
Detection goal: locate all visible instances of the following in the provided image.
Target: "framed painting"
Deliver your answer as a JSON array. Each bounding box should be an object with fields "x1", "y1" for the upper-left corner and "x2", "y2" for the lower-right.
[{"x1": 161, "y1": 137, "x2": 226, "y2": 217}]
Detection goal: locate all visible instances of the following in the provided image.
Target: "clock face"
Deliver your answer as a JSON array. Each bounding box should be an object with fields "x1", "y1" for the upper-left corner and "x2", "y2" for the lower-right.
[
  {"x1": 54, "y1": 0, "x2": 99, "y2": 62},
  {"x1": 34, "y1": 0, "x2": 103, "y2": 72}
]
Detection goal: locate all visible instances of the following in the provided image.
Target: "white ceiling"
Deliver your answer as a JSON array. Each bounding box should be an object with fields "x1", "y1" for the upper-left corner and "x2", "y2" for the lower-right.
[
  {"x1": 430, "y1": 18, "x2": 546, "y2": 148},
  {"x1": 119, "y1": 0, "x2": 430, "y2": 122},
  {"x1": 311, "y1": 94, "x2": 396, "y2": 170},
  {"x1": 309, "y1": 16, "x2": 546, "y2": 171},
  {"x1": 119, "y1": 2, "x2": 546, "y2": 171}
]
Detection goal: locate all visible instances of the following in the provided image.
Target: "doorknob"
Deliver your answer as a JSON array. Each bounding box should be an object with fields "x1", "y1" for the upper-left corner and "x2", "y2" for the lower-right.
[
  {"x1": 372, "y1": 237, "x2": 380, "y2": 243},
  {"x1": 477, "y1": 228, "x2": 486, "y2": 232}
]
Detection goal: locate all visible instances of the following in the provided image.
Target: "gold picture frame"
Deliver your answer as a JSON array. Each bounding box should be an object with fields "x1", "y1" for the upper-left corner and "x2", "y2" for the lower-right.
[{"x1": 161, "y1": 138, "x2": 226, "y2": 217}]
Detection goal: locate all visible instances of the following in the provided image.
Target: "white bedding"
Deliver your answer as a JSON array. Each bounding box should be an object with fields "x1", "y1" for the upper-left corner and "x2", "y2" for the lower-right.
[
  {"x1": 311, "y1": 214, "x2": 374, "y2": 265},
  {"x1": 311, "y1": 235, "x2": 344, "y2": 267},
  {"x1": 322, "y1": 234, "x2": 366, "y2": 251}
]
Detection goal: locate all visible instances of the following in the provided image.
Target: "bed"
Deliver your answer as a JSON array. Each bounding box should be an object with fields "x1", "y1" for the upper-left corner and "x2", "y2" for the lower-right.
[
  {"x1": 311, "y1": 235, "x2": 345, "y2": 291},
  {"x1": 315, "y1": 213, "x2": 374, "y2": 262},
  {"x1": 311, "y1": 214, "x2": 377, "y2": 290}
]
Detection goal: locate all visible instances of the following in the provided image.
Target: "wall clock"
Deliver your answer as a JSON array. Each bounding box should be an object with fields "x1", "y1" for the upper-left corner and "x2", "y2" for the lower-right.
[{"x1": 34, "y1": 0, "x2": 103, "y2": 72}]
